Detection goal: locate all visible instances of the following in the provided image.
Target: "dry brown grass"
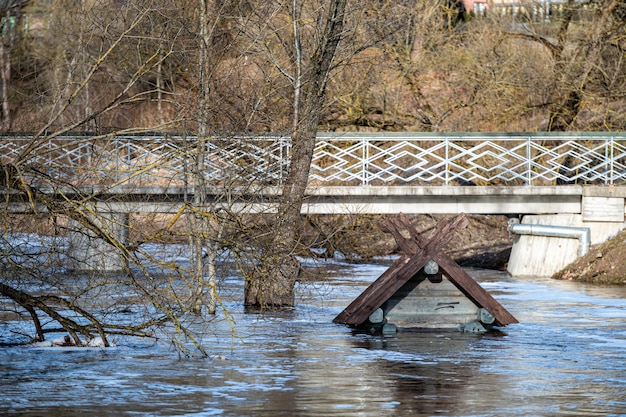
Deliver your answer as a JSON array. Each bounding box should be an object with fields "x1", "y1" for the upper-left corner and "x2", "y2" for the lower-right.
[{"x1": 554, "y1": 229, "x2": 626, "y2": 285}]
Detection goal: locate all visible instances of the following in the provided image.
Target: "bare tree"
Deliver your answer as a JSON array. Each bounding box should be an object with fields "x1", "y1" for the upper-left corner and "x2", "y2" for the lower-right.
[
  {"x1": 1, "y1": 0, "x2": 307, "y2": 353},
  {"x1": 0, "y1": 0, "x2": 25, "y2": 129},
  {"x1": 490, "y1": 0, "x2": 626, "y2": 131},
  {"x1": 0, "y1": 1, "x2": 227, "y2": 355},
  {"x1": 546, "y1": 0, "x2": 626, "y2": 130},
  {"x1": 232, "y1": 0, "x2": 348, "y2": 308}
]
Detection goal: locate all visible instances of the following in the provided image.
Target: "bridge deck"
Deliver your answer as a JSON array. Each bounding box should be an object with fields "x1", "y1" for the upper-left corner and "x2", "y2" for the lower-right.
[
  {"x1": 304, "y1": 185, "x2": 587, "y2": 215},
  {"x1": 6, "y1": 185, "x2": 625, "y2": 219}
]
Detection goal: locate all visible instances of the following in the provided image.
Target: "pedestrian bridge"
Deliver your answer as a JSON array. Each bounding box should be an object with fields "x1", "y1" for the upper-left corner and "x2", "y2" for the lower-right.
[
  {"x1": 2, "y1": 132, "x2": 626, "y2": 220},
  {"x1": 5, "y1": 132, "x2": 625, "y2": 275}
]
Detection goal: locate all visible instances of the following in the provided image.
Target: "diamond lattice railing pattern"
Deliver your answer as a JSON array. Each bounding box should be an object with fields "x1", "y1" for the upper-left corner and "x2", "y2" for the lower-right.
[{"x1": 1, "y1": 133, "x2": 625, "y2": 189}]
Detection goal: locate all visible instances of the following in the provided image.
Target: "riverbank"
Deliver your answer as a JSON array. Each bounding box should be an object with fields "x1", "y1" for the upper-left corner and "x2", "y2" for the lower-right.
[
  {"x1": 302, "y1": 214, "x2": 514, "y2": 270},
  {"x1": 553, "y1": 228, "x2": 626, "y2": 285},
  {"x1": 4, "y1": 212, "x2": 516, "y2": 271}
]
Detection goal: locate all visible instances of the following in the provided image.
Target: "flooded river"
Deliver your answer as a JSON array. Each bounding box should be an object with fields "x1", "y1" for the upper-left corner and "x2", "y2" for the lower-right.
[{"x1": 2, "y1": 260, "x2": 626, "y2": 416}]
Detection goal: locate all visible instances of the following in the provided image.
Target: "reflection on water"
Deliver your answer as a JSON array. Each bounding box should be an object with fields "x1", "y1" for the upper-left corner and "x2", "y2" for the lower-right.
[{"x1": 2, "y1": 263, "x2": 626, "y2": 416}]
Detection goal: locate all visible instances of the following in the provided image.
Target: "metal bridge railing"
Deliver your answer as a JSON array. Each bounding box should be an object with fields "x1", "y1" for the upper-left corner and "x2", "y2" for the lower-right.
[
  {"x1": 0, "y1": 132, "x2": 624, "y2": 188},
  {"x1": 311, "y1": 133, "x2": 626, "y2": 186}
]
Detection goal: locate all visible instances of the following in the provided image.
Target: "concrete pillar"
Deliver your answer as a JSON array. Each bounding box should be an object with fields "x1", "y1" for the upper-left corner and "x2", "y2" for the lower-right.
[
  {"x1": 507, "y1": 214, "x2": 626, "y2": 277},
  {"x1": 67, "y1": 211, "x2": 130, "y2": 273}
]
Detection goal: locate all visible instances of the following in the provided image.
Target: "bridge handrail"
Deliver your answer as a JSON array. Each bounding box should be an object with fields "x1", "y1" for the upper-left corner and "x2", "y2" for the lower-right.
[
  {"x1": 0, "y1": 132, "x2": 624, "y2": 187},
  {"x1": 313, "y1": 132, "x2": 626, "y2": 186}
]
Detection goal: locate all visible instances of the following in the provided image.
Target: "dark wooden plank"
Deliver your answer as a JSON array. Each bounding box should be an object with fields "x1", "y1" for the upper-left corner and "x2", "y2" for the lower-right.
[
  {"x1": 397, "y1": 212, "x2": 470, "y2": 254},
  {"x1": 335, "y1": 215, "x2": 468, "y2": 325},
  {"x1": 333, "y1": 212, "x2": 518, "y2": 328},
  {"x1": 335, "y1": 214, "x2": 470, "y2": 326},
  {"x1": 427, "y1": 214, "x2": 470, "y2": 244},
  {"x1": 382, "y1": 213, "x2": 470, "y2": 258},
  {"x1": 379, "y1": 218, "x2": 420, "y2": 255},
  {"x1": 434, "y1": 252, "x2": 518, "y2": 326},
  {"x1": 333, "y1": 253, "x2": 429, "y2": 325},
  {"x1": 404, "y1": 213, "x2": 517, "y2": 326}
]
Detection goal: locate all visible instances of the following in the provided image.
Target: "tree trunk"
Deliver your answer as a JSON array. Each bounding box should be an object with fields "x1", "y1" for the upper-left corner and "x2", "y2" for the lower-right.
[
  {"x1": 0, "y1": 7, "x2": 15, "y2": 129},
  {"x1": 244, "y1": 0, "x2": 348, "y2": 308},
  {"x1": 547, "y1": 0, "x2": 619, "y2": 132},
  {"x1": 191, "y1": 0, "x2": 215, "y2": 314}
]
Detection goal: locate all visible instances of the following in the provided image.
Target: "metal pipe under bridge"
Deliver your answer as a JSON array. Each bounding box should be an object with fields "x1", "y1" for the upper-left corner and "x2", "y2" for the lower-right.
[{"x1": 2, "y1": 132, "x2": 626, "y2": 220}]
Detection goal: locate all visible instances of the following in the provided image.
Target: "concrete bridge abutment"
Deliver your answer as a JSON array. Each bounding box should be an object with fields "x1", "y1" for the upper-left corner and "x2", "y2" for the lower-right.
[
  {"x1": 67, "y1": 211, "x2": 130, "y2": 273},
  {"x1": 507, "y1": 213, "x2": 626, "y2": 278}
]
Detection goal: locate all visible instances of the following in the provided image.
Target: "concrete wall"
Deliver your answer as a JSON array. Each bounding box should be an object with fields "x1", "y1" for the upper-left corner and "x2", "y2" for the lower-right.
[
  {"x1": 67, "y1": 212, "x2": 130, "y2": 273},
  {"x1": 507, "y1": 214, "x2": 626, "y2": 277}
]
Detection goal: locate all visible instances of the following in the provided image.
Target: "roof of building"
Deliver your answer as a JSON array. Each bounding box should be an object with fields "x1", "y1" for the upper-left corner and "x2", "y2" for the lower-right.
[{"x1": 333, "y1": 213, "x2": 518, "y2": 327}]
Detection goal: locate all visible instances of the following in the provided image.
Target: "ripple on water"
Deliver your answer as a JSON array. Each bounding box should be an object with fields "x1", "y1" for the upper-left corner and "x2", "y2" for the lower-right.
[{"x1": 2, "y1": 265, "x2": 626, "y2": 416}]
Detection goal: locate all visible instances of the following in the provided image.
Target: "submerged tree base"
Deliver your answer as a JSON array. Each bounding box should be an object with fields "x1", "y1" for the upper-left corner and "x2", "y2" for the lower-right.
[{"x1": 243, "y1": 254, "x2": 300, "y2": 308}]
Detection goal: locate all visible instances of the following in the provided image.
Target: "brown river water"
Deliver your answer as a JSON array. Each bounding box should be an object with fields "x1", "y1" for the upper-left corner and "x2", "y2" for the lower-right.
[{"x1": 1, "y1": 259, "x2": 626, "y2": 417}]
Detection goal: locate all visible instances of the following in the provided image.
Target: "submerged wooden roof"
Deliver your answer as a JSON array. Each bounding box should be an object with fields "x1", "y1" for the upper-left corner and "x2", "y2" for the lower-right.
[{"x1": 333, "y1": 213, "x2": 518, "y2": 327}]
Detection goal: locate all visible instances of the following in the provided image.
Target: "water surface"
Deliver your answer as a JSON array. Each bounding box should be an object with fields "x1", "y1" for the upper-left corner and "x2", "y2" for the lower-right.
[{"x1": 2, "y1": 262, "x2": 626, "y2": 417}]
